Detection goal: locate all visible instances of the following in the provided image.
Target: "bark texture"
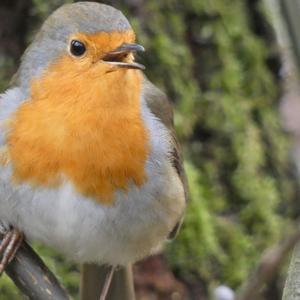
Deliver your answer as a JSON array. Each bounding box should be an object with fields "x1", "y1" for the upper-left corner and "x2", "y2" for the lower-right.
[{"x1": 5, "y1": 241, "x2": 71, "y2": 300}]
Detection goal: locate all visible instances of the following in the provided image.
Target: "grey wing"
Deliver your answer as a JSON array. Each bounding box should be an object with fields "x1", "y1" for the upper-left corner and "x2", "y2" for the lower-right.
[{"x1": 142, "y1": 78, "x2": 188, "y2": 239}]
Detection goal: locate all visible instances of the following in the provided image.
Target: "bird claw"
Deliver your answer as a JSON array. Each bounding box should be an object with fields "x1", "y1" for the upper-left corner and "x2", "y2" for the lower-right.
[
  {"x1": 99, "y1": 266, "x2": 115, "y2": 300},
  {"x1": 0, "y1": 228, "x2": 23, "y2": 276}
]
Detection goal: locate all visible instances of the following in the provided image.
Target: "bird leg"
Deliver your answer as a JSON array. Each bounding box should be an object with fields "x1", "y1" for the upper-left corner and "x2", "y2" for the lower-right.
[
  {"x1": 0, "y1": 227, "x2": 23, "y2": 276},
  {"x1": 99, "y1": 266, "x2": 115, "y2": 300}
]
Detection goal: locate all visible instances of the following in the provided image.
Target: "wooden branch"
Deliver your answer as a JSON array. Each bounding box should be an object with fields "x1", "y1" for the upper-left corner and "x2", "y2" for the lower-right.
[
  {"x1": 282, "y1": 241, "x2": 300, "y2": 300},
  {"x1": 236, "y1": 229, "x2": 300, "y2": 300},
  {"x1": 80, "y1": 264, "x2": 135, "y2": 300},
  {"x1": 4, "y1": 240, "x2": 72, "y2": 300}
]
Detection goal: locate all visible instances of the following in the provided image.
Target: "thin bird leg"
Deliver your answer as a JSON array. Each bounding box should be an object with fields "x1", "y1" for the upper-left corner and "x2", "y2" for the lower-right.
[
  {"x1": 99, "y1": 266, "x2": 115, "y2": 300},
  {"x1": 0, "y1": 228, "x2": 23, "y2": 276}
]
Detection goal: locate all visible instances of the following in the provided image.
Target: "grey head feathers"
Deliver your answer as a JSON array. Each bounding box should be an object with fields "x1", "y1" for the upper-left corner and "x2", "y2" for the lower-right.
[
  {"x1": 14, "y1": 2, "x2": 131, "y2": 95},
  {"x1": 40, "y1": 2, "x2": 131, "y2": 39}
]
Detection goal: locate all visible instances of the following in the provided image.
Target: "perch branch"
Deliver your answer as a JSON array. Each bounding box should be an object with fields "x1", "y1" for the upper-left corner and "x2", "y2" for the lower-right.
[
  {"x1": 236, "y1": 228, "x2": 300, "y2": 300},
  {"x1": 1, "y1": 236, "x2": 72, "y2": 300}
]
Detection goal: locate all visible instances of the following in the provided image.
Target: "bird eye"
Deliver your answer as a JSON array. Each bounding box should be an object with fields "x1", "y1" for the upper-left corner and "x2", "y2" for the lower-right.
[{"x1": 70, "y1": 40, "x2": 86, "y2": 56}]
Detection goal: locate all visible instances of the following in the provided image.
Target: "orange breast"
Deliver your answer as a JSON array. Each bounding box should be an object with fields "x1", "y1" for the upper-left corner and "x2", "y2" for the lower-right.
[{"x1": 7, "y1": 54, "x2": 150, "y2": 204}]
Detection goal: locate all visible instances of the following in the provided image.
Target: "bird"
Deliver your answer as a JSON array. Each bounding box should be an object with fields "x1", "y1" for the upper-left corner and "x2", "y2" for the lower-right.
[{"x1": 0, "y1": 1, "x2": 187, "y2": 298}]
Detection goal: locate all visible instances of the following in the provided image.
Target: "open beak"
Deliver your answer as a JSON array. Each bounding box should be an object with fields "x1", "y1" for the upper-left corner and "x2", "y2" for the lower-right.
[{"x1": 102, "y1": 43, "x2": 145, "y2": 70}]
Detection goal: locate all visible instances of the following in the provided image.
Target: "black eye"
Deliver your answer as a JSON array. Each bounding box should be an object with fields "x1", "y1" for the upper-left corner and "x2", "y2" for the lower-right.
[{"x1": 70, "y1": 40, "x2": 86, "y2": 56}]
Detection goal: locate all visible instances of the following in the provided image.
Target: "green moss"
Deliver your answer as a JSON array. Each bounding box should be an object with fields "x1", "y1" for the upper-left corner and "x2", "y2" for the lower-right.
[{"x1": 0, "y1": 275, "x2": 20, "y2": 300}]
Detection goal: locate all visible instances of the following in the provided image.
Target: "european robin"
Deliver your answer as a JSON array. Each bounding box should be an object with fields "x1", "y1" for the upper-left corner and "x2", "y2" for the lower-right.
[{"x1": 0, "y1": 2, "x2": 187, "y2": 298}]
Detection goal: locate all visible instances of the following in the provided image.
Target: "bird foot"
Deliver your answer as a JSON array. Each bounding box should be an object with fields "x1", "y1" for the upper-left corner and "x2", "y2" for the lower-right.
[
  {"x1": 99, "y1": 266, "x2": 115, "y2": 300},
  {"x1": 0, "y1": 228, "x2": 23, "y2": 276}
]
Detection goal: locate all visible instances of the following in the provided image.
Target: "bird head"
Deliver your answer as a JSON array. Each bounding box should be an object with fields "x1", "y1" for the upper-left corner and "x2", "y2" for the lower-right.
[{"x1": 16, "y1": 2, "x2": 145, "y2": 94}]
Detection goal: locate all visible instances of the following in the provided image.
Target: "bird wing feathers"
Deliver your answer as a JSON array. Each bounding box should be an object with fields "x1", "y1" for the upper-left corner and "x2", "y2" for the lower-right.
[{"x1": 143, "y1": 78, "x2": 188, "y2": 238}]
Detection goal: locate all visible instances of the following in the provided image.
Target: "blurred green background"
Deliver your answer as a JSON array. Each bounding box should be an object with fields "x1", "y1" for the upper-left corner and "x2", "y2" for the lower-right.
[{"x1": 0, "y1": 0, "x2": 298, "y2": 299}]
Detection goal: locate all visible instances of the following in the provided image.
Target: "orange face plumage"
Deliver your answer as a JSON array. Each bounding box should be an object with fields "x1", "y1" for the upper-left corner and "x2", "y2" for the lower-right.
[{"x1": 7, "y1": 30, "x2": 150, "y2": 204}]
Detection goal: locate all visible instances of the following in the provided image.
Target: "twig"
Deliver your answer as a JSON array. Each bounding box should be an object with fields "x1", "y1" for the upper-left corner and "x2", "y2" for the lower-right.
[
  {"x1": 236, "y1": 229, "x2": 300, "y2": 300},
  {"x1": 4, "y1": 240, "x2": 72, "y2": 300}
]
